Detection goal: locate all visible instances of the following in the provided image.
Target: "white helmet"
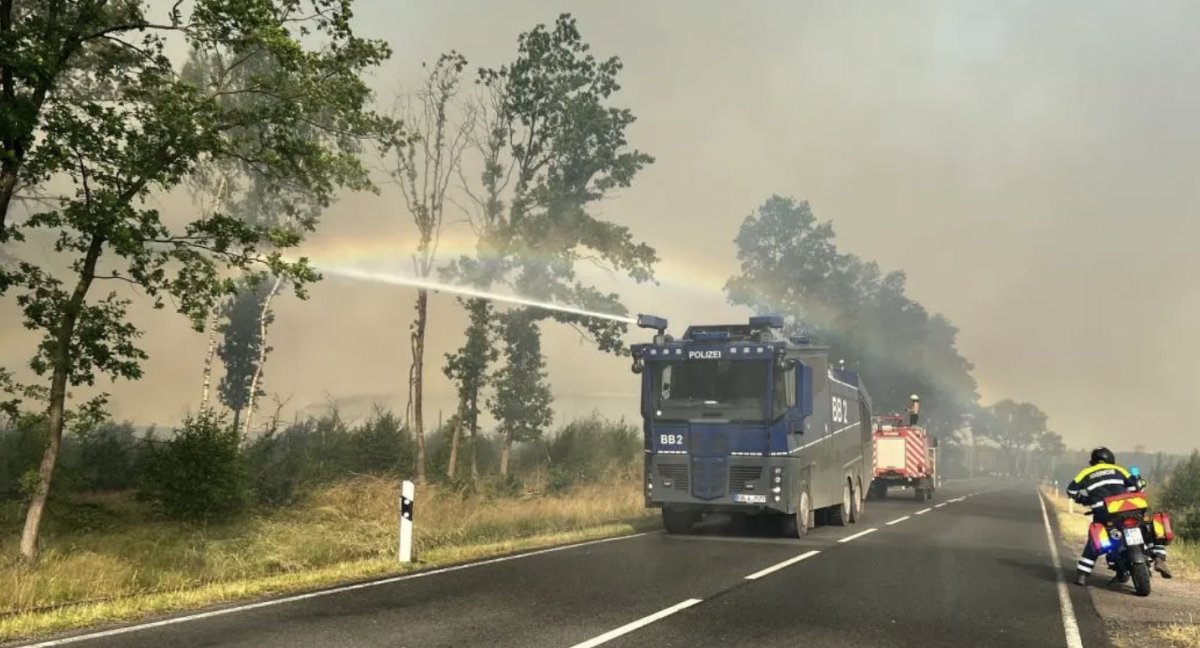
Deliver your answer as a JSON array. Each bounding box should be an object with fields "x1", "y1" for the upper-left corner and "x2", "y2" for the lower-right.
[{"x1": 910, "y1": 394, "x2": 920, "y2": 401}]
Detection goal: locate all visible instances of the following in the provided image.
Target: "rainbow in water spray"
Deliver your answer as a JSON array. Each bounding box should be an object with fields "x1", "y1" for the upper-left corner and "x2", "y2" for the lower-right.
[{"x1": 317, "y1": 264, "x2": 638, "y2": 325}]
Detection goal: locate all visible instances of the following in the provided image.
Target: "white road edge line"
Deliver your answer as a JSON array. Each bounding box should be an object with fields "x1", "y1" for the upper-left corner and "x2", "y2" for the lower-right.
[
  {"x1": 934, "y1": 503, "x2": 948, "y2": 508},
  {"x1": 567, "y1": 598, "x2": 703, "y2": 648},
  {"x1": 886, "y1": 515, "x2": 911, "y2": 526},
  {"x1": 915, "y1": 507, "x2": 933, "y2": 515},
  {"x1": 744, "y1": 550, "x2": 821, "y2": 580},
  {"x1": 18, "y1": 532, "x2": 654, "y2": 648},
  {"x1": 1039, "y1": 491, "x2": 1085, "y2": 648},
  {"x1": 837, "y1": 528, "x2": 878, "y2": 543}
]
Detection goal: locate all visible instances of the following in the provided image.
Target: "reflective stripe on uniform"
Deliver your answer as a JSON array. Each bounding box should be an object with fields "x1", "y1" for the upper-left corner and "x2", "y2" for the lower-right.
[
  {"x1": 1086, "y1": 478, "x2": 1129, "y2": 492},
  {"x1": 1077, "y1": 560, "x2": 1094, "y2": 573}
]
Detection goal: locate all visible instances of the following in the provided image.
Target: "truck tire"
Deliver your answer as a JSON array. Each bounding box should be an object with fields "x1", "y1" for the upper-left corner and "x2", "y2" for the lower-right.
[
  {"x1": 871, "y1": 482, "x2": 888, "y2": 500},
  {"x1": 662, "y1": 507, "x2": 695, "y2": 534},
  {"x1": 850, "y1": 478, "x2": 864, "y2": 523},
  {"x1": 829, "y1": 482, "x2": 851, "y2": 526},
  {"x1": 782, "y1": 490, "x2": 812, "y2": 538},
  {"x1": 914, "y1": 487, "x2": 925, "y2": 501}
]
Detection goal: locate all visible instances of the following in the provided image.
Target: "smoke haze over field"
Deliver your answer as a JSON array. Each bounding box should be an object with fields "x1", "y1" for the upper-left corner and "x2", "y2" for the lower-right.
[{"x1": 3, "y1": 1, "x2": 1199, "y2": 452}]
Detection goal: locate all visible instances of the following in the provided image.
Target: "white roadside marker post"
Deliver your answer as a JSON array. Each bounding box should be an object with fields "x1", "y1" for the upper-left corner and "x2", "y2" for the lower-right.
[{"x1": 400, "y1": 480, "x2": 414, "y2": 563}]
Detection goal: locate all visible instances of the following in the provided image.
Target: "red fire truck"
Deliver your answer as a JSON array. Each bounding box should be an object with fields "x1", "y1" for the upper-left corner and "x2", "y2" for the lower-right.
[{"x1": 869, "y1": 413, "x2": 938, "y2": 501}]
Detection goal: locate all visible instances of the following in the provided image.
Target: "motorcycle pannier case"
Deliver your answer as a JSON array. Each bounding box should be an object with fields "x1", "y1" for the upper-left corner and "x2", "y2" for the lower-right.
[
  {"x1": 1152, "y1": 511, "x2": 1175, "y2": 545},
  {"x1": 1089, "y1": 522, "x2": 1110, "y2": 553}
]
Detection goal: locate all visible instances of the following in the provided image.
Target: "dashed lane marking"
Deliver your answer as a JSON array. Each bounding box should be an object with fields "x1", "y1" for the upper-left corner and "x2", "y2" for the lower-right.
[
  {"x1": 566, "y1": 598, "x2": 704, "y2": 648},
  {"x1": 837, "y1": 528, "x2": 878, "y2": 543},
  {"x1": 744, "y1": 550, "x2": 822, "y2": 580}
]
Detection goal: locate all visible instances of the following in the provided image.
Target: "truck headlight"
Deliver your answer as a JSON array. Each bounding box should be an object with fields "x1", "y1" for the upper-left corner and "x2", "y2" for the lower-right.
[
  {"x1": 771, "y1": 486, "x2": 782, "y2": 494},
  {"x1": 773, "y1": 495, "x2": 782, "y2": 503},
  {"x1": 773, "y1": 475, "x2": 782, "y2": 484}
]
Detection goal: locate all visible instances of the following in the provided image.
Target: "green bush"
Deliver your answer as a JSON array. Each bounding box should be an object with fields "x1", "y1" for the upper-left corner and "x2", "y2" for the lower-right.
[
  {"x1": 1161, "y1": 451, "x2": 1200, "y2": 542},
  {"x1": 0, "y1": 413, "x2": 49, "y2": 499},
  {"x1": 545, "y1": 414, "x2": 640, "y2": 492},
  {"x1": 243, "y1": 408, "x2": 416, "y2": 506},
  {"x1": 139, "y1": 410, "x2": 246, "y2": 522}
]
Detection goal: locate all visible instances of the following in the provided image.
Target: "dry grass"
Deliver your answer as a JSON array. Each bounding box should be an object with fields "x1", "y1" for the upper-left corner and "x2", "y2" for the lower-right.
[
  {"x1": 0, "y1": 476, "x2": 655, "y2": 642},
  {"x1": 1152, "y1": 622, "x2": 1200, "y2": 648}
]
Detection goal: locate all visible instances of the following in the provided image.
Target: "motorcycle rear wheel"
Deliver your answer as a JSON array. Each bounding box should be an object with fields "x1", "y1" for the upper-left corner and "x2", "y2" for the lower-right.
[{"x1": 1130, "y1": 555, "x2": 1152, "y2": 597}]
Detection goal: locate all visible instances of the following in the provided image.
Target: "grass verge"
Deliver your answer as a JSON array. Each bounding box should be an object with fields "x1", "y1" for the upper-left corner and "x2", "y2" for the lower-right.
[{"x1": 0, "y1": 476, "x2": 656, "y2": 643}]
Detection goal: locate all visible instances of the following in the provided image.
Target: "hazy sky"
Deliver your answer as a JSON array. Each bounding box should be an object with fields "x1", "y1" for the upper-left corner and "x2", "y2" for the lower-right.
[{"x1": 3, "y1": 1, "x2": 1198, "y2": 453}]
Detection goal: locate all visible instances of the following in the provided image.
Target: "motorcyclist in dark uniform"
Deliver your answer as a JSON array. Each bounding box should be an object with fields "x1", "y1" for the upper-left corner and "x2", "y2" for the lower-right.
[{"x1": 1067, "y1": 446, "x2": 1172, "y2": 586}]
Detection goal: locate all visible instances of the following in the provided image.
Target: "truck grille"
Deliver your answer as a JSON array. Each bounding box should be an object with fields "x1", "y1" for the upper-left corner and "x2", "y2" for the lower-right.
[
  {"x1": 690, "y1": 456, "x2": 728, "y2": 501},
  {"x1": 657, "y1": 464, "x2": 689, "y2": 492},
  {"x1": 728, "y1": 465, "x2": 763, "y2": 491}
]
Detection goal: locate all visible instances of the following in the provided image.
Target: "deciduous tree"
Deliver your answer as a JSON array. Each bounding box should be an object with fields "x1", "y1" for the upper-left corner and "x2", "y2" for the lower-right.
[
  {"x1": 388, "y1": 52, "x2": 472, "y2": 484},
  {"x1": 0, "y1": 0, "x2": 392, "y2": 562}
]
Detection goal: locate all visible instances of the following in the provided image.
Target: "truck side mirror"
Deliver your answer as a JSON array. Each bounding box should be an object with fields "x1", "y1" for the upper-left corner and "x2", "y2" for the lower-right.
[{"x1": 795, "y1": 363, "x2": 813, "y2": 419}]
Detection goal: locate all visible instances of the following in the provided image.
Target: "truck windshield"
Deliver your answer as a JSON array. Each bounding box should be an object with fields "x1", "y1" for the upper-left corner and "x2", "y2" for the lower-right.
[{"x1": 652, "y1": 360, "x2": 768, "y2": 422}]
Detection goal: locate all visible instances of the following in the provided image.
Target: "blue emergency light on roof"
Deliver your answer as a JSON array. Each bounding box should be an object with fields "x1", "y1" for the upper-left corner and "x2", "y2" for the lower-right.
[
  {"x1": 636, "y1": 314, "x2": 668, "y2": 333},
  {"x1": 749, "y1": 315, "x2": 784, "y2": 329}
]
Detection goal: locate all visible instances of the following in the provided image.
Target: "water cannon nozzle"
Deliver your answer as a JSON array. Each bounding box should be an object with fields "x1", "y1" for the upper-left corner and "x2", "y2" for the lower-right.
[{"x1": 636, "y1": 314, "x2": 668, "y2": 335}]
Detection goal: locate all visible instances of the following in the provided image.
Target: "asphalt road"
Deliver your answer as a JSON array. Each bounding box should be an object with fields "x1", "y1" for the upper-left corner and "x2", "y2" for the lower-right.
[{"x1": 18, "y1": 478, "x2": 1114, "y2": 648}]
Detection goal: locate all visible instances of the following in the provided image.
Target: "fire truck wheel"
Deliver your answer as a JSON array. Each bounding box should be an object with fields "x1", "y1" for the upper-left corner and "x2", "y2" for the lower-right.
[
  {"x1": 914, "y1": 487, "x2": 926, "y2": 501},
  {"x1": 850, "y1": 478, "x2": 864, "y2": 523},
  {"x1": 871, "y1": 482, "x2": 888, "y2": 500}
]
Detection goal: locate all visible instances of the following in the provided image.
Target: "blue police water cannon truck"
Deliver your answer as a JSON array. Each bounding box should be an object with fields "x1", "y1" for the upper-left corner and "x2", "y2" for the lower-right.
[{"x1": 630, "y1": 313, "x2": 875, "y2": 536}]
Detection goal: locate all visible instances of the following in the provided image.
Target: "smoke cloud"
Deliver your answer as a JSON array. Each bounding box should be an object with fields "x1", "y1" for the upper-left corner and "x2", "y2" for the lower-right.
[{"x1": 3, "y1": 0, "x2": 1198, "y2": 453}]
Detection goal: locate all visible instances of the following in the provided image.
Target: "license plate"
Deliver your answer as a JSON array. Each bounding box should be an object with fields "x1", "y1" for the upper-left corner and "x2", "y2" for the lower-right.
[
  {"x1": 734, "y1": 494, "x2": 767, "y2": 504},
  {"x1": 1124, "y1": 527, "x2": 1144, "y2": 545}
]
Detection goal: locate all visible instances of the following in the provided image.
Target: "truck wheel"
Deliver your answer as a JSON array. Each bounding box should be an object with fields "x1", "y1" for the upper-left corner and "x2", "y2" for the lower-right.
[
  {"x1": 914, "y1": 487, "x2": 926, "y2": 501},
  {"x1": 830, "y1": 482, "x2": 851, "y2": 526},
  {"x1": 872, "y1": 482, "x2": 888, "y2": 500},
  {"x1": 850, "y1": 478, "x2": 864, "y2": 523},
  {"x1": 782, "y1": 490, "x2": 812, "y2": 538},
  {"x1": 662, "y1": 507, "x2": 695, "y2": 534}
]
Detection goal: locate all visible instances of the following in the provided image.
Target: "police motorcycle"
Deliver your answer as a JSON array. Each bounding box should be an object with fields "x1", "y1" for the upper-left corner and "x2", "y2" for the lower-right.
[{"x1": 1081, "y1": 467, "x2": 1175, "y2": 597}]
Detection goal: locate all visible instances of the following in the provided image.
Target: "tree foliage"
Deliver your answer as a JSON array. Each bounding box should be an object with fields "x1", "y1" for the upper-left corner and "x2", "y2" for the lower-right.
[
  {"x1": 972, "y1": 399, "x2": 1049, "y2": 473},
  {"x1": 439, "y1": 14, "x2": 659, "y2": 478},
  {"x1": 0, "y1": 0, "x2": 393, "y2": 561},
  {"x1": 725, "y1": 195, "x2": 979, "y2": 436},
  {"x1": 488, "y1": 310, "x2": 553, "y2": 477},
  {"x1": 1160, "y1": 451, "x2": 1200, "y2": 542},
  {"x1": 139, "y1": 410, "x2": 245, "y2": 522},
  {"x1": 216, "y1": 278, "x2": 274, "y2": 426},
  {"x1": 449, "y1": 13, "x2": 657, "y2": 343}
]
